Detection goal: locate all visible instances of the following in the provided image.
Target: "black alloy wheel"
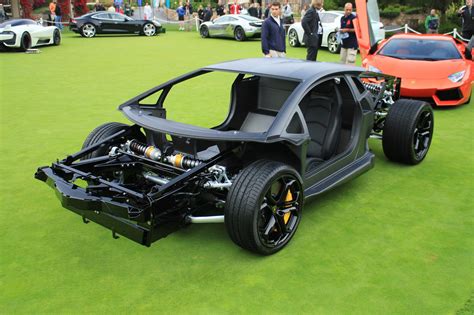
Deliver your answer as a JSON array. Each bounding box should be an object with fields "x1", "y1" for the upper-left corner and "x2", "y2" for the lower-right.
[
  {"x1": 200, "y1": 25, "x2": 209, "y2": 38},
  {"x1": 382, "y1": 99, "x2": 434, "y2": 165},
  {"x1": 234, "y1": 26, "x2": 246, "y2": 41},
  {"x1": 225, "y1": 160, "x2": 303, "y2": 255},
  {"x1": 53, "y1": 29, "x2": 61, "y2": 45},
  {"x1": 20, "y1": 32, "x2": 31, "y2": 51}
]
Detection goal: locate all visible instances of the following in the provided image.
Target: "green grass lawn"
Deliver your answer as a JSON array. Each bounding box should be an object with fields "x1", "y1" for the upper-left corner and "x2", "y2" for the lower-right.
[{"x1": 1, "y1": 30, "x2": 473, "y2": 314}]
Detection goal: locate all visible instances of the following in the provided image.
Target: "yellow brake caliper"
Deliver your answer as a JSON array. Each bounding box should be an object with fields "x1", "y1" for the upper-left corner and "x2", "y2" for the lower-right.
[{"x1": 283, "y1": 190, "x2": 293, "y2": 224}]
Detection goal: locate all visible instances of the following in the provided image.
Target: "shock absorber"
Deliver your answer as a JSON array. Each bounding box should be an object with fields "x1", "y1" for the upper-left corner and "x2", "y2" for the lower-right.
[
  {"x1": 126, "y1": 140, "x2": 162, "y2": 161},
  {"x1": 166, "y1": 154, "x2": 203, "y2": 169}
]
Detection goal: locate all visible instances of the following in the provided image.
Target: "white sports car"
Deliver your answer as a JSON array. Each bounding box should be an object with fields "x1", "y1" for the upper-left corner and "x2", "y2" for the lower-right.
[
  {"x1": 288, "y1": 11, "x2": 385, "y2": 54},
  {"x1": 0, "y1": 19, "x2": 61, "y2": 51}
]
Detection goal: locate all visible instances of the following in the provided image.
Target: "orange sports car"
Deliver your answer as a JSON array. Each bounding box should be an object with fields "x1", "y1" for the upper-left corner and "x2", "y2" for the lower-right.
[{"x1": 354, "y1": 0, "x2": 474, "y2": 106}]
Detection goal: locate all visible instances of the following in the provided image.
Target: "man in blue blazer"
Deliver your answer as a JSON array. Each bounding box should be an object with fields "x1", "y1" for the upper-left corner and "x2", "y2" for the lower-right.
[{"x1": 261, "y1": 2, "x2": 286, "y2": 57}]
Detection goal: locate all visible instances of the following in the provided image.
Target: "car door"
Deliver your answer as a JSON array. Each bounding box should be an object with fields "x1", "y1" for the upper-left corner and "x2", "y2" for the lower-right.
[
  {"x1": 354, "y1": 0, "x2": 381, "y2": 59},
  {"x1": 224, "y1": 17, "x2": 239, "y2": 37},
  {"x1": 110, "y1": 12, "x2": 136, "y2": 33},
  {"x1": 92, "y1": 13, "x2": 114, "y2": 33},
  {"x1": 211, "y1": 16, "x2": 229, "y2": 37}
]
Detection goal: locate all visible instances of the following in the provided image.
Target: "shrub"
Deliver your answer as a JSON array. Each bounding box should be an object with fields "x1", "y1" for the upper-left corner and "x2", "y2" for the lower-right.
[
  {"x1": 33, "y1": 0, "x2": 46, "y2": 9},
  {"x1": 404, "y1": 7, "x2": 423, "y2": 15},
  {"x1": 380, "y1": 6, "x2": 400, "y2": 19},
  {"x1": 73, "y1": 0, "x2": 89, "y2": 16},
  {"x1": 20, "y1": 0, "x2": 33, "y2": 18}
]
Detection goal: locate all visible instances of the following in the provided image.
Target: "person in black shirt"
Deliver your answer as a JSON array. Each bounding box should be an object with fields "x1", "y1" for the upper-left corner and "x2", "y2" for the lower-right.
[
  {"x1": 301, "y1": 0, "x2": 321, "y2": 61},
  {"x1": 248, "y1": 3, "x2": 258, "y2": 17},
  {"x1": 54, "y1": 2, "x2": 63, "y2": 30},
  {"x1": 339, "y1": 2, "x2": 357, "y2": 65},
  {"x1": 216, "y1": 0, "x2": 225, "y2": 16},
  {"x1": 458, "y1": 0, "x2": 474, "y2": 40},
  {"x1": 203, "y1": 4, "x2": 213, "y2": 22}
]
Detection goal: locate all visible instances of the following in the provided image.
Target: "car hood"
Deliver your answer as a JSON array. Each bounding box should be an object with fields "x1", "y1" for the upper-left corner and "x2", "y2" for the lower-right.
[{"x1": 366, "y1": 56, "x2": 468, "y2": 79}]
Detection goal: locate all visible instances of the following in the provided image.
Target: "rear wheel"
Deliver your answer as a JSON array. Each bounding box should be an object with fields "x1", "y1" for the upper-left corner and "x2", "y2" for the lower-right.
[
  {"x1": 225, "y1": 160, "x2": 303, "y2": 255},
  {"x1": 81, "y1": 122, "x2": 144, "y2": 159},
  {"x1": 200, "y1": 25, "x2": 209, "y2": 38},
  {"x1": 234, "y1": 26, "x2": 246, "y2": 41},
  {"x1": 288, "y1": 29, "x2": 300, "y2": 47},
  {"x1": 142, "y1": 23, "x2": 156, "y2": 36},
  {"x1": 53, "y1": 29, "x2": 61, "y2": 45},
  {"x1": 81, "y1": 23, "x2": 96, "y2": 38},
  {"x1": 327, "y1": 32, "x2": 340, "y2": 54},
  {"x1": 382, "y1": 99, "x2": 434, "y2": 165},
  {"x1": 20, "y1": 32, "x2": 31, "y2": 51}
]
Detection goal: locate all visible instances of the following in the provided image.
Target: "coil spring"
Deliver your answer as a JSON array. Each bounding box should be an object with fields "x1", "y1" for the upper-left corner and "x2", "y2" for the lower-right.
[
  {"x1": 129, "y1": 140, "x2": 148, "y2": 155},
  {"x1": 181, "y1": 156, "x2": 202, "y2": 169},
  {"x1": 363, "y1": 82, "x2": 382, "y2": 95}
]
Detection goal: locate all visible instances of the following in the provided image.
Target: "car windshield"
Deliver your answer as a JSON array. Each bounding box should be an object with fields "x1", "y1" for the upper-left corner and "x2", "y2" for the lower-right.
[
  {"x1": 0, "y1": 19, "x2": 36, "y2": 28},
  {"x1": 378, "y1": 38, "x2": 462, "y2": 61},
  {"x1": 239, "y1": 15, "x2": 261, "y2": 22}
]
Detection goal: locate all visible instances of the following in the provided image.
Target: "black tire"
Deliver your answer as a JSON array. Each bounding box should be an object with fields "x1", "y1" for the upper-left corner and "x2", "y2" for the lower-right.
[
  {"x1": 200, "y1": 25, "x2": 209, "y2": 38},
  {"x1": 327, "y1": 32, "x2": 340, "y2": 54},
  {"x1": 142, "y1": 22, "x2": 156, "y2": 36},
  {"x1": 382, "y1": 99, "x2": 434, "y2": 165},
  {"x1": 288, "y1": 29, "x2": 300, "y2": 47},
  {"x1": 81, "y1": 122, "x2": 144, "y2": 160},
  {"x1": 0, "y1": 42, "x2": 7, "y2": 52},
  {"x1": 234, "y1": 26, "x2": 246, "y2": 41},
  {"x1": 225, "y1": 160, "x2": 303, "y2": 255},
  {"x1": 20, "y1": 32, "x2": 31, "y2": 51},
  {"x1": 53, "y1": 29, "x2": 61, "y2": 46},
  {"x1": 81, "y1": 23, "x2": 96, "y2": 38}
]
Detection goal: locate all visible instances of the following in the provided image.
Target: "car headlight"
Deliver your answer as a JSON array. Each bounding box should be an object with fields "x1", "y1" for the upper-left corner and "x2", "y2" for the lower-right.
[
  {"x1": 368, "y1": 65, "x2": 381, "y2": 73},
  {"x1": 448, "y1": 70, "x2": 465, "y2": 83}
]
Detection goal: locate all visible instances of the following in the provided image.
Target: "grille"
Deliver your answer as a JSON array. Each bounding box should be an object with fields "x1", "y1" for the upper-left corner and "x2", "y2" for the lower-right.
[{"x1": 436, "y1": 88, "x2": 463, "y2": 101}]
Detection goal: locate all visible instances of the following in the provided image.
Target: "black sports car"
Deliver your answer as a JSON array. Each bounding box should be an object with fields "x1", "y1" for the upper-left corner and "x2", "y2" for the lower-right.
[
  {"x1": 70, "y1": 12, "x2": 163, "y2": 37},
  {"x1": 35, "y1": 58, "x2": 434, "y2": 255}
]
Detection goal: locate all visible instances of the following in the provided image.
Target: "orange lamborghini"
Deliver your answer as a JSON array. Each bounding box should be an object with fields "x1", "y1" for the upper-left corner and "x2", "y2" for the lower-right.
[{"x1": 354, "y1": 0, "x2": 474, "y2": 106}]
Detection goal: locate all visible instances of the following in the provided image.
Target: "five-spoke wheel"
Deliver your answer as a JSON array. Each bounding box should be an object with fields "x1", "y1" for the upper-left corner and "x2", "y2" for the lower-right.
[
  {"x1": 288, "y1": 29, "x2": 300, "y2": 47},
  {"x1": 225, "y1": 160, "x2": 303, "y2": 255},
  {"x1": 143, "y1": 23, "x2": 156, "y2": 36},
  {"x1": 327, "y1": 32, "x2": 340, "y2": 54},
  {"x1": 81, "y1": 23, "x2": 96, "y2": 38}
]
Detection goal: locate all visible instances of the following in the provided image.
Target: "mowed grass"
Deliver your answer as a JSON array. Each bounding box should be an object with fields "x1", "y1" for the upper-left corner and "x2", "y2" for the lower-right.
[{"x1": 1, "y1": 30, "x2": 473, "y2": 314}]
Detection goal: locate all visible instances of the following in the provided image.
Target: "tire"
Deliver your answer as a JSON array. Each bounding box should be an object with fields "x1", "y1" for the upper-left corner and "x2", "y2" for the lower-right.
[
  {"x1": 225, "y1": 160, "x2": 303, "y2": 255},
  {"x1": 382, "y1": 99, "x2": 434, "y2": 165},
  {"x1": 142, "y1": 23, "x2": 156, "y2": 36},
  {"x1": 81, "y1": 23, "x2": 96, "y2": 38},
  {"x1": 81, "y1": 122, "x2": 144, "y2": 160},
  {"x1": 20, "y1": 32, "x2": 31, "y2": 51},
  {"x1": 234, "y1": 26, "x2": 246, "y2": 41},
  {"x1": 200, "y1": 25, "x2": 209, "y2": 38},
  {"x1": 53, "y1": 29, "x2": 61, "y2": 46},
  {"x1": 288, "y1": 29, "x2": 300, "y2": 47},
  {"x1": 327, "y1": 32, "x2": 340, "y2": 54}
]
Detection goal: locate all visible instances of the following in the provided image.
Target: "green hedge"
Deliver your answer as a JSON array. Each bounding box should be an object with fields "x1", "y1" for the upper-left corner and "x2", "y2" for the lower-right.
[{"x1": 380, "y1": 6, "x2": 401, "y2": 19}]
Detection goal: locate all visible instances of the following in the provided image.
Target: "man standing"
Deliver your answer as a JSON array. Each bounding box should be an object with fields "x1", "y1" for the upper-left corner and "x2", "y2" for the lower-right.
[
  {"x1": 229, "y1": 0, "x2": 240, "y2": 14},
  {"x1": 339, "y1": 2, "x2": 358, "y2": 65},
  {"x1": 425, "y1": 9, "x2": 439, "y2": 34},
  {"x1": 216, "y1": 0, "x2": 225, "y2": 16},
  {"x1": 261, "y1": 2, "x2": 286, "y2": 58},
  {"x1": 282, "y1": 0, "x2": 293, "y2": 25},
  {"x1": 49, "y1": 0, "x2": 56, "y2": 26},
  {"x1": 301, "y1": 0, "x2": 321, "y2": 61},
  {"x1": 54, "y1": 1, "x2": 63, "y2": 30},
  {"x1": 458, "y1": 0, "x2": 474, "y2": 40}
]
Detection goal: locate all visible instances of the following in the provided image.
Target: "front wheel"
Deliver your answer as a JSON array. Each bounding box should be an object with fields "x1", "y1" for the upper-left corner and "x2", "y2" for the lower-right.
[
  {"x1": 382, "y1": 99, "x2": 434, "y2": 165},
  {"x1": 327, "y1": 32, "x2": 340, "y2": 54},
  {"x1": 53, "y1": 29, "x2": 61, "y2": 45},
  {"x1": 81, "y1": 23, "x2": 96, "y2": 38},
  {"x1": 225, "y1": 160, "x2": 303, "y2": 255},
  {"x1": 20, "y1": 32, "x2": 31, "y2": 51},
  {"x1": 288, "y1": 29, "x2": 300, "y2": 47},
  {"x1": 234, "y1": 26, "x2": 246, "y2": 41},
  {"x1": 200, "y1": 25, "x2": 209, "y2": 38},
  {"x1": 142, "y1": 23, "x2": 156, "y2": 36}
]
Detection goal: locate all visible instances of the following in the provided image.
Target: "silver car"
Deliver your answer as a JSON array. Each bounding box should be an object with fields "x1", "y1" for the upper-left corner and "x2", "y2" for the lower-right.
[{"x1": 200, "y1": 14, "x2": 263, "y2": 41}]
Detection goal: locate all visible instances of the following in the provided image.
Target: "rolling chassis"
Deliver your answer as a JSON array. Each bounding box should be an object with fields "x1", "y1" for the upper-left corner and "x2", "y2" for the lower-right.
[{"x1": 35, "y1": 125, "x2": 239, "y2": 247}]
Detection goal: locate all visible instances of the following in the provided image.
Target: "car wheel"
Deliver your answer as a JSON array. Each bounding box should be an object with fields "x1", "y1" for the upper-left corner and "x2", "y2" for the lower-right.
[
  {"x1": 20, "y1": 32, "x2": 31, "y2": 51},
  {"x1": 382, "y1": 99, "x2": 434, "y2": 165},
  {"x1": 327, "y1": 32, "x2": 340, "y2": 54},
  {"x1": 200, "y1": 25, "x2": 209, "y2": 38},
  {"x1": 288, "y1": 29, "x2": 300, "y2": 47},
  {"x1": 81, "y1": 122, "x2": 144, "y2": 159},
  {"x1": 142, "y1": 23, "x2": 156, "y2": 36},
  {"x1": 0, "y1": 42, "x2": 7, "y2": 52},
  {"x1": 81, "y1": 23, "x2": 96, "y2": 38},
  {"x1": 225, "y1": 160, "x2": 303, "y2": 255},
  {"x1": 53, "y1": 29, "x2": 61, "y2": 46},
  {"x1": 234, "y1": 26, "x2": 246, "y2": 41}
]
